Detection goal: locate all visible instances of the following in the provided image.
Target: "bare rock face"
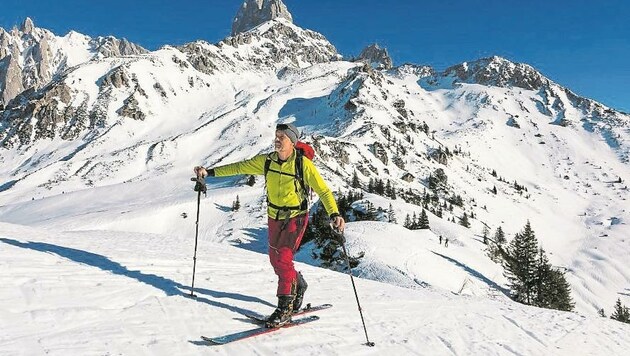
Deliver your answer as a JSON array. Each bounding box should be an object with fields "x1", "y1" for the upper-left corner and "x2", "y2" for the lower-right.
[
  {"x1": 358, "y1": 44, "x2": 393, "y2": 70},
  {"x1": 441, "y1": 56, "x2": 547, "y2": 91},
  {"x1": 0, "y1": 17, "x2": 147, "y2": 108},
  {"x1": 232, "y1": 0, "x2": 293, "y2": 35},
  {"x1": 180, "y1": 19, "x2": 339, "y2": 75},
  {"x1": 21, "y1": 17, "x2": 35, "y2": 34},
  {"x1": 101, "y1": 66, "x2": 131, "y2": 89},
  {"x1": 1, "y1": 80, "x2": 74, "y2": 146},
  {"x1": 93, "y1": 37, "x2": 148, "y2": 57},
  {"x1": 1, "y1": 48, "x2": 25, "y2": 107}
]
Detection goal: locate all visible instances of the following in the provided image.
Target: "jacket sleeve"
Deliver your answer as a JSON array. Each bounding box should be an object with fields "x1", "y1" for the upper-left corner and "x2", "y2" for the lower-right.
[
  {"x1": 213, "y1": 154, "x2": 267, "y2": 177},
  {"x1": 302, "y1": 158, "x2": 339, "y2": 216}
]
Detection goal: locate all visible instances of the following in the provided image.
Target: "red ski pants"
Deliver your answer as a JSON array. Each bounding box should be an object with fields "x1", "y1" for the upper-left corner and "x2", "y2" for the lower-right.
[{"x1": 268, "y1": 213, "x2": 308, "y2": 296}]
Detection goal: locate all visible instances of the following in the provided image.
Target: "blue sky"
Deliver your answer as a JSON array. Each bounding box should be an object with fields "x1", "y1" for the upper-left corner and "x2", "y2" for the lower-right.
[{"x1": 1, "y1": 0, "x2": 628, "y2": 112}]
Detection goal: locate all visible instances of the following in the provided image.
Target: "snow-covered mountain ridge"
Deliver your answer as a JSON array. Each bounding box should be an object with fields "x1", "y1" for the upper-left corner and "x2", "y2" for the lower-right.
[
  {"x1": 1, "y1": 0, "x2": 629, "y2": 334},
  {"x1": 0, "y1": 18, "x2": 146, "y2": 109}
]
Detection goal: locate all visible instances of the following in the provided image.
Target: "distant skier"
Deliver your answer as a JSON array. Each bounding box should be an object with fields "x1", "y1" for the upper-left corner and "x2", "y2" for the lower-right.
[
  {"x1": 439, "y1": 235, "x2": 443, "y2": 245},
  {"x1": 194, "y1": 122, "x2": 345, "y2": 328},
  {"x1": 445, "y1": 237, "x2": 449, "y2": 247}
]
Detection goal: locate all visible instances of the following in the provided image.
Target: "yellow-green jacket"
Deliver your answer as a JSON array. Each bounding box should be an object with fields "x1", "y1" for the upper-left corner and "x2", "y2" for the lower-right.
[{"x1": 213, "y1": 149, "x2": 339, "y2": 220}]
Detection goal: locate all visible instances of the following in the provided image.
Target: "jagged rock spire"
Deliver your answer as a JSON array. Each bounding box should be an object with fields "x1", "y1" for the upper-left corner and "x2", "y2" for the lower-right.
[
  {"x1": 21, "y1": 17, "x2": 35, "y2": 34},
  {"x1": 231, "y1": 0, "x2": 293, "y2": 36},
  {"x1": 358, "y1": 43, "x2": 393, "y2": 70}
]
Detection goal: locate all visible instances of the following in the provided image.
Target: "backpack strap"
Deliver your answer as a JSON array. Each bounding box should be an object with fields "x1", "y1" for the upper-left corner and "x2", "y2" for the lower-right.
[
  {"x1": 263, "y1": 151, "x2": 310, "y2": 216},
  {"x1": 294, "y1": 153, "x2": 309, "y2": 210}
]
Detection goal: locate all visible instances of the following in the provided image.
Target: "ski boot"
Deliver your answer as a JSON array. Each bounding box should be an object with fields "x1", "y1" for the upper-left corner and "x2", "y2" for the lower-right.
[
  {"x1": 265, "y1": 295, "x2": 294, "y2": 328},
  {"x1": 292, "y1": 272, "x2": 308, "y2": 312}
]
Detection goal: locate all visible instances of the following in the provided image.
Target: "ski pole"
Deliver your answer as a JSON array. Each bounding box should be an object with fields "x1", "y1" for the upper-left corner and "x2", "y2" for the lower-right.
[
  {"x1": 331, "y1": 225, "x2": 375, "y2": 347},
  {"x1": 189, "y1": 176, "x2": 207, "y2": 298}
]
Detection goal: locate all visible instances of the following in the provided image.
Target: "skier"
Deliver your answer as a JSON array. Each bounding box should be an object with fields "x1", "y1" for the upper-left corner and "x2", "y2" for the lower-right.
[
  {"x1": 439, "y1": 235, "x2": 442, "y2": 245},
  {"x1": 445, "y1": 237, "x2": 449, "y2": 247},
  {"x1": 194, "y1": 122, "x2": 345, "y2": 328}
]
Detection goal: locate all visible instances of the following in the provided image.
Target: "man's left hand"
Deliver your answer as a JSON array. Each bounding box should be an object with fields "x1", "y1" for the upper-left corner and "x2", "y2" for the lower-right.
[{"x1": 331, "y1": 215, "x2": 345, "y2": 232}]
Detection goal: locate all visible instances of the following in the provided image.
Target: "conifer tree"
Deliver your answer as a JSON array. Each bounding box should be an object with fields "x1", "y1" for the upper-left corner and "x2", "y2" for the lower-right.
[
  {"x1": 504, "y1": 221, "x2": 539, "y2": 305},
  {"x1": 232, "y1": 195, "x2": 241, "y2": 211},
  {"x1": 404, "y1": 213, "x2": 412, "y2": 229},
  {"x1": 351, "y1": 170, "x2": 360, "y2": 188},
  {"x1": 365, "y1": 201, "x2": 378, "y2": 220},
  {"x1": 375, "y1": 179, "x2": 385, "y2": 195},
  {"x1": 534, "y1": 248, "x2": 553, "y2": 308},
  {"x1": 495, "y1": 226, "x2": 506, "y2": 245},
  {"x1": 482, "y1": 225, "x2": 490, "y2": 244},
  {"x1": 611, "y1": 298, "x2": 630, "y2": 323},
  {"x1": 459, "y1": 212, "x2": 471, "y2": 228},
  {"x1": 388, "y1": 203, "x2": 397, "y2": 223},
  {"x1": 308, "y1": 202, "x2": 364, "y2": 268},
  {"x1": 303, "y1": 202, "x2": 329, "y2": 246},
  {"x1": 418, "y1": 209, "x2": 430, "y2": 229},
  {"x1": 545, "y1": 268, "x2": 574, "y2": 311}
]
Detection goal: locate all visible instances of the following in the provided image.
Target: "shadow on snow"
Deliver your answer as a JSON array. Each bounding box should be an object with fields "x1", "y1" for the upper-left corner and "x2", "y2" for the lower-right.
[
  {"x1": 0, "y1": 237, "x2": 274, "y2": 313},
  {"x1": 431, "y1": 250, "x2": 510, "y2": 296}
]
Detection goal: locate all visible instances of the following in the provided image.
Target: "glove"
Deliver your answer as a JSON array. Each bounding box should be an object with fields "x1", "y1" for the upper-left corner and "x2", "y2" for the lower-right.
[
  {"x1": 191, "y1": 177, "x2": 207, "y2": 194},
  {"x1": 329, "y1": 222, "x2": 346, "y2": 244}
]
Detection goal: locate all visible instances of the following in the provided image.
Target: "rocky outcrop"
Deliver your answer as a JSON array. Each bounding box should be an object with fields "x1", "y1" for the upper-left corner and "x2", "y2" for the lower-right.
[
  {"x1": 93, "y1": 36, "x2": 147, "y2": 57},
  {"x1": 117, "y1": 92, "x2": 146, "y2": 121},
  {"x1": 180, "y1": 19, "x2": 339, "y2": 74},
  {"x1": 440, "y1": 56, "x2": 548, "y2": 91},
  {"x1": 358, "y1": 44, "x2": 393, "y2": 70},
  {"x1": 370, "y1": 141, "x2": 389, "y2": 165},
  {"x1": 232, "y1": 0, "x2": 293, "y2": 35},
  {"x1": 101, "y1": 66, "x2": 131, "y2": 89},
  {"x1": 0, "y1": 17, "x2": 146, "y2": 108},
  {"x1": 0, "y1": 50, "x2": 25, "y2": 107},
  {"x1": 21, "y1": 17, "x2": 35, "y2": 34},
  {"x1": 0, "y1": 80, "x2": 74, "y2": 146},
  {"x1": 177, "y1": 42, "x2": 224, "y2": 75},
  {"x1": 394, "y1": 63, "x2": 435, "y2": 79}
]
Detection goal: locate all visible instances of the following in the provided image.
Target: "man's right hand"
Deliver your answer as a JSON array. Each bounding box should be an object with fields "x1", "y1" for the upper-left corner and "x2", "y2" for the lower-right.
[{"x1": 194, "y1": 166, "x2": 208, "y2": 179}]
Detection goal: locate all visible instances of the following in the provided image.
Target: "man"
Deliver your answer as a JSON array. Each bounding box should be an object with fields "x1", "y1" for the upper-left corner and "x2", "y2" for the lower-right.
[{"x1": 194, "y1": 122, "x2": 345, "y2": 327}]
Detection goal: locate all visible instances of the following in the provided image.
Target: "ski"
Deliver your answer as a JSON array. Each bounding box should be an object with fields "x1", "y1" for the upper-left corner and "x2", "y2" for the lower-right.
[
  {"x1": 242, "y1": 303, "x2": 332, "y2": 324},
  {"x1": 201, "y1": 315, "x2": 319, "y2": 345}
]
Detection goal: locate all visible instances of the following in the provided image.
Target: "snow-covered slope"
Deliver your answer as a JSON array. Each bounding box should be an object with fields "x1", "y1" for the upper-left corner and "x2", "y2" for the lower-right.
[
  {"x1": 1, "y1": 46, "x2": 629, "y2": 315},
  {"x1": 2, "y1": 220, "x2": 630, "y2": 355}
]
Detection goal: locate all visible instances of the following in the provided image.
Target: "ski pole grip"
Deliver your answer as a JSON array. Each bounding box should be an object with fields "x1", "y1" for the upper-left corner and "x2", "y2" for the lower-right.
[
  {"x1": 329, "y1": 223, "x2": 346, "y2": 244},
  {"x1": 191, "y1": 177, "x2": 207, "y2": 194}
]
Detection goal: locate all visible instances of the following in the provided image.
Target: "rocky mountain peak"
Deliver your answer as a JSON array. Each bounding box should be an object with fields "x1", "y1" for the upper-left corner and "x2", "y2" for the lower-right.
[
  {"x1": 232, "y1": 0, "x2": 293, "y2": 36},
  {"x1": 21, "y1": 17, "x2": 35, "y2": 34},
  {"x1": 0, "y1": 19, "x2": 147, "y2": 108},
  {"x1": 358, "y1": 43, "x2": 393, "y2": 70},
  {"x1": 442, "y1": 56, "x2": 548, "y2": 91},
  {"x1": 93, "y1": 36, "x2": 148, "y2": 57}
]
